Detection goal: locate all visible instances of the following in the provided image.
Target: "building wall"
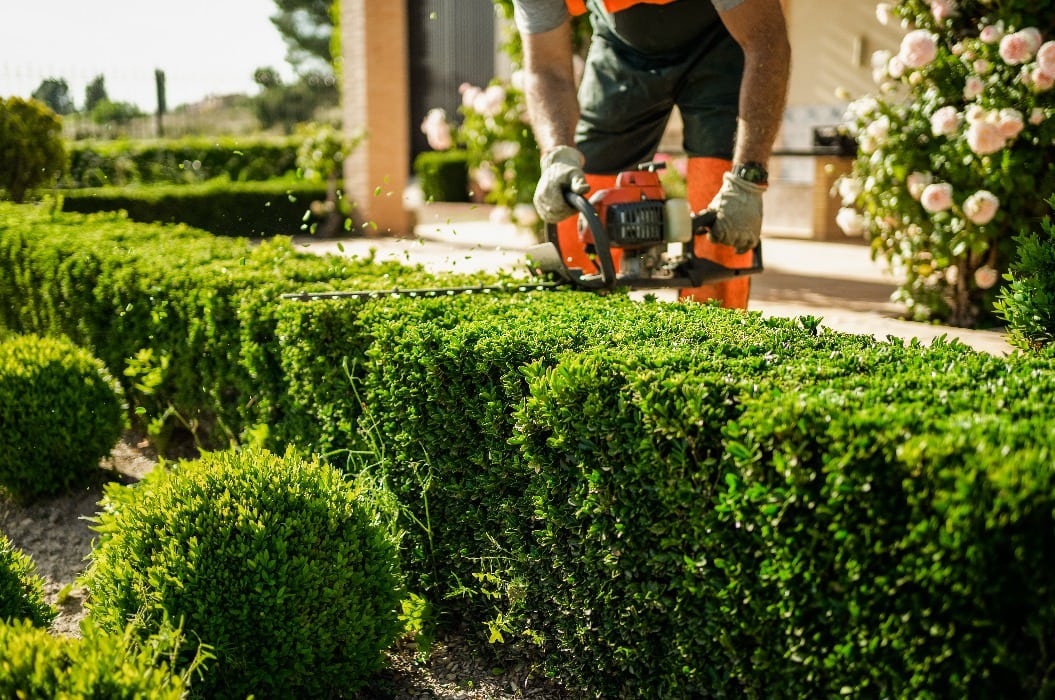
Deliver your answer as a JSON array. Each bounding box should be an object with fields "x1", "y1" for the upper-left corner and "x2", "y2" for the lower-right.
[{"x1": 779, "y1": 0, "x2": 903, "y2": 164}]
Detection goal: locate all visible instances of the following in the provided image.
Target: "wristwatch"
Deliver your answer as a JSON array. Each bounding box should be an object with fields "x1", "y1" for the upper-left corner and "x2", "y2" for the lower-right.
[{"x1": 733, "y1": 162, "x2": 769, "y2": 186}]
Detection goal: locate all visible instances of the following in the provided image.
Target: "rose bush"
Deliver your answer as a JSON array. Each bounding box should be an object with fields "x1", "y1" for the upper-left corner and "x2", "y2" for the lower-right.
[
  {"x1": 420, "y1": 76, "x2": 541, "y2": 232},
  {"x1": 837, "y1": 1, "x2": 1055, "y2": 326}
]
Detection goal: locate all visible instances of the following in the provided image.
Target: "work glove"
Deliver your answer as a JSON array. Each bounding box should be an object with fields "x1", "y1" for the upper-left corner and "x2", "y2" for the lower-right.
[
  {"x1": 704, "y1": 172, "x2": 766, "y2": 253},
  {"x1": 533, "y1": 145, "x2": 589, "y2": 223}
]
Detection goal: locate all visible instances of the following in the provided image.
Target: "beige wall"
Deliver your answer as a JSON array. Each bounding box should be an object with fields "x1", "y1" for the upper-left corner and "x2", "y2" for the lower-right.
[{"x1": 784, "y1": 0, "x2": 903, "y2": 107}]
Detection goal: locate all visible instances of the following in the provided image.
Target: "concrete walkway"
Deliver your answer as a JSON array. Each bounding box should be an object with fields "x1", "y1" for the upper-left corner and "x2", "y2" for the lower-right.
[{"x1": 292, "y1": 206, "x2": 1013, "y2": 357}]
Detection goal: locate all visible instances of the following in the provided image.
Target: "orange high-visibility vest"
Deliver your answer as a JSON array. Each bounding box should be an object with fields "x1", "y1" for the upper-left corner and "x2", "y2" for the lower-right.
[{"x1": 565, "y1": 0, "x2": 678, "y2": 16}]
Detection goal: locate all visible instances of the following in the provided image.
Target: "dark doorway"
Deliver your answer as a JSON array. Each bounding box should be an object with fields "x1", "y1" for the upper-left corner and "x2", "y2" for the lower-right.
[{"x1": 407, "y1": 0, "x2": 496, "y2": 167}]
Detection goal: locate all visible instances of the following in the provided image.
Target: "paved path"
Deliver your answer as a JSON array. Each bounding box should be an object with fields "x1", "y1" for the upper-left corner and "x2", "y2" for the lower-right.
[{"x1": 292, "y1": 214, "x2": 1013, "y2": 357}]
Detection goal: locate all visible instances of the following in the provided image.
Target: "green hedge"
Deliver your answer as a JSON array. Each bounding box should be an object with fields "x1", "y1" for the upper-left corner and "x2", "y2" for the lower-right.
[
  {"x1": 413, "y1": 149, "x2": 470, "y2": 203},
  {"x1": 83, "y1": 447, "x2": 404, "y2": 699},
  {"x1": 59, "y1": 179, "x2": 337, "y2": 237},
  {"x1": 0, "y1": 203, "x2": 488, "y2": 449},
  {"x1": 0, "y1": 334, "x2": 125, "y2": 501},
  {"x1": 63, "y1": 136, "x2": 299, "y2": 188},
  {"x1": 2, "y1": 200, "x2": 1055, "y2": 697},
  {"x1": 0, "y1": 535, "x2": 55, "y2": 628},
  {"x1": 0, "y1": 619, "x2": 191, "y2": 698}
]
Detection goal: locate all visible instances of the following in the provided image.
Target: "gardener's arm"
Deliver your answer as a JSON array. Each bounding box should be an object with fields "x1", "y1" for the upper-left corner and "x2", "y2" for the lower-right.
[
  {"x1": 718, "y1": 0, "x2": 791, "y2": 165},
  {"x1": 520, "y1": 19, "x2": 580, "y2": 155}
]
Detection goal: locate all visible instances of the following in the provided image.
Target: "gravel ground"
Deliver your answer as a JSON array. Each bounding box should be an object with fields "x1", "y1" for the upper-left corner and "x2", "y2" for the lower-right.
[{"x1": 0, "y1": 434, "x2": 570, "y2": 699}]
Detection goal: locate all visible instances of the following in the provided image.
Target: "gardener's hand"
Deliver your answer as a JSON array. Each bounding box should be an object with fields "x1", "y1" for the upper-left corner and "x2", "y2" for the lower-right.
[
  {"x1": 533, "y1": 146, "x2": 589, "y2": 223},
  {"x1": 705, "y1": 172, "x2": 766, "y2": 253}
]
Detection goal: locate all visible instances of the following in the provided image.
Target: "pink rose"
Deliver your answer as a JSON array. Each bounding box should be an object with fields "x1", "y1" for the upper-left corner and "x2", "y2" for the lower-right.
[
  {"x1": 979, "y1": 24, "x2": 1004, "y2": 45},
  {"x1": 420, "y1": 108, "x2": 453, "y2": 151},
  {"x1": 963, "y1": 75, "x2": 985, "y2": 100},
  {"x1": 836, "y1": 207, "x2": 867, "y2": 237},
  {"x1": 1030, "y1": 108, "x2": 1046, "y2": 125},
  {"x1": 973, "y1": 59, "x2": 992, "y2": 75},
  {"x1": 1021, "y1": 28, "x2": 1044, "y2": 54},
  {"x1": 907, "y1": 171, "x2": 933, "y2": 200},
  {"x1": 899, "y1": 30, "x2": 939, "y2": 69},
  {"x1": 1000, "y1": 30, "x2": 1039, "y2": 65},
  {"x1": 460, "y1": 84, "x2": 481, "y2": 109},
  {"x1": 1038, "y1": 41, "x2": 1055, "y2": 76},
  {"x1": 472, "y1": 84, "x2": 506, "y2": 117},
  {"x1": 974, "y1": 266, "x2": 999, "y2": 289},
  {"x1": 920, "y1": 182, "x2": 954, "y2": 213},
  {"x1": 930, "y1": 106, "x2": 960, "y2": 136},
  {"x1": 997, "y1": 108, "x2": 1025, "y2": 139},
  {"x1": 876, "y1": 2, "x2": 895, "y2": 26},
  {"x1": 930, "y1": 0, "x2": 957, "y2": 23},
  {"x1": 1030, "y1": 68, "x2": 1055, "y2": 92},
  {"x1": 963, "y1": 190, "x2": 999, "y2": 225},
  {"x1": 966, "y1": 119, "x2": 1005, "y2": 155},
  {"x1": 473, "y1": 164, "x2": 497, "y2": 192}
]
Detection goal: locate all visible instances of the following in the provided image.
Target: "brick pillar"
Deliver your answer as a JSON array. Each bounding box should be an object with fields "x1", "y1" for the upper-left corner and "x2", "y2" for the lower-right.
[{"x1": 340, "y1": 0, "x2": 411, "y2": 236}]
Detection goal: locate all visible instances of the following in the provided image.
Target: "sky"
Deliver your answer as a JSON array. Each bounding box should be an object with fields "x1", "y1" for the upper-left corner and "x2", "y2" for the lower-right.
[{"x1": 0, "y1": 0, "x2": 297, "y2": 111}]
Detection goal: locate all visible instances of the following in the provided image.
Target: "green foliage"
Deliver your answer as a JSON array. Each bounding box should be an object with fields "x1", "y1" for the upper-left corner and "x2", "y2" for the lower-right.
[
  {"x1": 0, "y1": 334, "x2": 125, "y2": 501},
  {"x1": 456, "y1": 79, "x2": 541, "y2": 211},
  {"x1": 413, "y1": 149, "x2": 470, "y2": 203},
  {"x1": 270, "y1": 0, "x2": 336, "y2": 75},
  {"x1": 0, "y1": 97, "x2": 67, "y2": 203},
  {"x1": 720, "y1": 346, "x2": 1055, "y2": 699},
  {"x1": 996, "y1": 206, "x2": 1055, "y2": 350},
  {"x1": 64, "y1": 135, "x2": 301, "y2": 187},
  {"x1": 60, "y1": 178, "x2": 336, "y2": 237},
  {"x1": 89, "y1": 99, "x2": 143, "y2": 126},
  {"x1": 252, "y1": 72, "x2": 338, "y2": 134},
  {"x1": 0, "y1": 618, "x2": 195, "y2": 699},
  {"x1": 6, "y1": 199, "x2": 1055, "y2": 695},
  {"x1": 295, "y1": 121, "x2": 357, "y2": 182},
  {"x1": 82, "y1": 446, "x2": 404, "y2": 699},
  {"x1": 0, "y1": 203, "x2": 478, "y2": 449},
  {"x1": 839, "y1": 3, "x2": 1055, "y2": 327},
  {"x1": 0, "y1": 534, "x2": 55, "y2": 628},
  {"x1": 31, "y1": 78, "x2": 74, "y2": 116}
]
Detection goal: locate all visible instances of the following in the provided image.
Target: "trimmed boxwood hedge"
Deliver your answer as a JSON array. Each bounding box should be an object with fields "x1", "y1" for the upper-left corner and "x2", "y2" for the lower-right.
[
  {"x1": 59, "y1": 179, "x2": 336, "y2": 238},
  {"x1": 3, "y1": 200, "x2": 1055, "y2": 697},
  {"x1": 0, "y1": 534, "x2": 55, "y2": 628},
  {"x1": 0, "y1": 334, "x2": 125, "y2": 501}
]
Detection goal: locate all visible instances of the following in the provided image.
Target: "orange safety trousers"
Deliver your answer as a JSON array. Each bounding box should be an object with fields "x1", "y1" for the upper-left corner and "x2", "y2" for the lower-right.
[
  {"x1": 565, "y1": 0, "x2": 677, "y2": 15},
  {"x1": 553, "y1": 157, "x2": 752, "y2": 309}
]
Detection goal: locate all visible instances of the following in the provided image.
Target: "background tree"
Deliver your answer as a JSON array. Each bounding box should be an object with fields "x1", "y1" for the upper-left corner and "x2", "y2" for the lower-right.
[
  {"x1": 84, "y1": 75, "x2": 108, "y2": 113},
  {"x1": 251, "y1": 68, "x2": 337, "y2": 133},
  {"x1": 90, "y1": 99, "x2": 143, "y2": 127},
  {"x1": 270, "y1": 0, "x2": 335, "y2": 76},
  {"x1": 31, "y1": 78, "x2": 74, "y2": 115},
  {"x1": 0, "y1": 97, "x2": 67, "y2": 202}
]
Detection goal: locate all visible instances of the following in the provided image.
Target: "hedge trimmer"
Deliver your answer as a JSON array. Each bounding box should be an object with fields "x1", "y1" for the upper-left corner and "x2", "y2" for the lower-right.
[{"x1": 282, "y1": 163, "x2": 762, "y2": 301}]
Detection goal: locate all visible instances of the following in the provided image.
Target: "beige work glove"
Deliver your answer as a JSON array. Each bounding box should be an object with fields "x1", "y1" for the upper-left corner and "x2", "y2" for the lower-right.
[
  {"x1": 705, "y1": 172, "x2": 766, "y2": 253},
  {"x1": 533, "y1": 145, "x2": 589, "y2": 223}
]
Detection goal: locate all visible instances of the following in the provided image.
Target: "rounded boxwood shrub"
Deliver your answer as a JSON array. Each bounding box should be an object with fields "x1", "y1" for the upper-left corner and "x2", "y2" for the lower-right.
[
  {"x1": 0, "y1": 334, "x2": 125, "y2": 501},
  {"x1": 82, "y1": 446, "x2": 404, "y2": 699},
  {"x1": 0, "y1": 618, "x2": 189, "y2": 698},
  {"x1": 0, "y1": 533, "x2": 55, "y2": 628}
]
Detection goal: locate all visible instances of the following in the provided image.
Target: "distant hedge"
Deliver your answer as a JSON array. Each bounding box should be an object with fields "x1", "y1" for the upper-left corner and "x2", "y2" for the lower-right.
[
  {"x1": 60, "y1": 179, "x2": 338, "y2": 237},
  {"x1": 63, "y1": 135, "x2": 299, "y2": 188}
]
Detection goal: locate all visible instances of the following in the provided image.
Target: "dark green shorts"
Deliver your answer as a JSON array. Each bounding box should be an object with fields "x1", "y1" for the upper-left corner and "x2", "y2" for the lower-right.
[{"x1": 575, "y1": 26, "x2": 744, "y2": 173}]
